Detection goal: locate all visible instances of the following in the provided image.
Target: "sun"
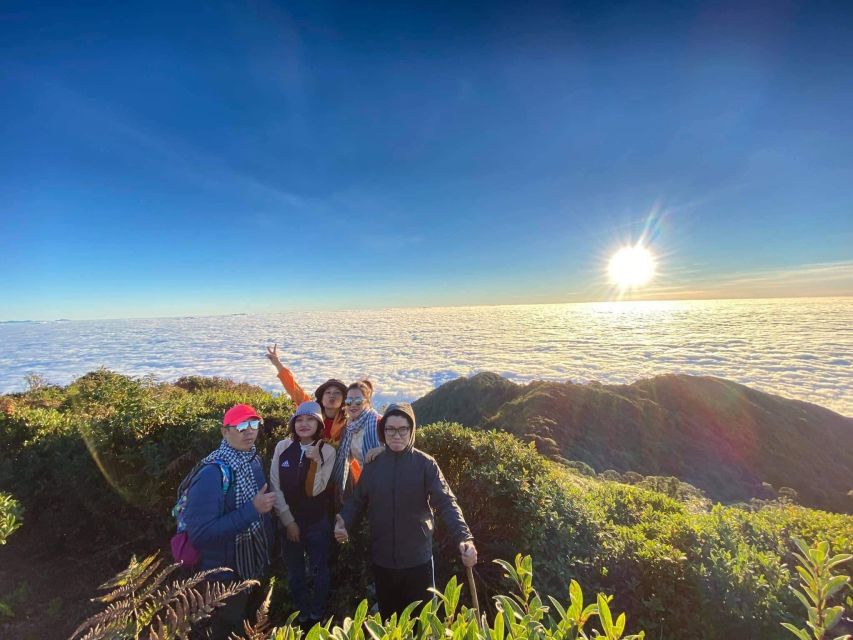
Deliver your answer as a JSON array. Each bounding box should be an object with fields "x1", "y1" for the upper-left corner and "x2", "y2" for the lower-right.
[{"x1": 608, "y1": 246, "x2": 656, "y2": 288}]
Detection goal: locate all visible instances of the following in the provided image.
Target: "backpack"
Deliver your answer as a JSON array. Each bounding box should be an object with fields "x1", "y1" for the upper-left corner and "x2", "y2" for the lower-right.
[{"x1": 170, "y1": 459, "x2": 232, "y2": 566}]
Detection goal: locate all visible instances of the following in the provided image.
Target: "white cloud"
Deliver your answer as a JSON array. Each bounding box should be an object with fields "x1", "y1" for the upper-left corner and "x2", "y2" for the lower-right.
[{"x1": 1, "y1": 298, "x2": 851, "y2": 416}]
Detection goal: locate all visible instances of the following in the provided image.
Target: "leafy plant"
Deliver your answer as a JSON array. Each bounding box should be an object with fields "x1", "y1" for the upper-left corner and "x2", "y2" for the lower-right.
[
  {"x1": 781, "y1": 538, "x2": 851, "y2": 640},
  {"x1": 70, "y1": 552, "x2": 257, "y2": 640},
  {"x1": 493, "y1": 553, "x2": 645, "y2": 639},
  {"x1": 0, "y1": 491, "x2": 23, "y2": 544}
]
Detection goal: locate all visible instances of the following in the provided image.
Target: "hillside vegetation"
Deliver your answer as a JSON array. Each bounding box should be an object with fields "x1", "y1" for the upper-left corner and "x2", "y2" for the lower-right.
[
  {"x1": 413, "y1": 372, "x2": 853, "y2": 512},
  {"x1": 0, "y1": 370, "x2": 851, "y2": 640}
]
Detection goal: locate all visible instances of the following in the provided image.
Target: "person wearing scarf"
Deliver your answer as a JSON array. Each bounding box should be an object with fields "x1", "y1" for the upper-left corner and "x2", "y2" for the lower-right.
[
  {"x1": 330, "y1": 380, "x2": 382, "y2": 505},
  {"x1": 184, "y1": 404, "x2": 276, "y2": 639}
]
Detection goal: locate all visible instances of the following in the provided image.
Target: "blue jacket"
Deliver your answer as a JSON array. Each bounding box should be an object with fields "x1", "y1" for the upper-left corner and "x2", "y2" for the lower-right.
[{"x1": 183, "y1": 456, "x2": 274, "y2": 580}]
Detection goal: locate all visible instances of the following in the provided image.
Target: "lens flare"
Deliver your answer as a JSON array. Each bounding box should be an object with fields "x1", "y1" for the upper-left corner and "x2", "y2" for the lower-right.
[{"x1": 608, "y1": 246, "x2": 656, "y2": 288}]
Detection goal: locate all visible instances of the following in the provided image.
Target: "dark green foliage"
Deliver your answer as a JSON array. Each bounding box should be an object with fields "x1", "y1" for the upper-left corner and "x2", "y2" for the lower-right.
[
  {"x1": 413, "y1": 372, "x2": 522, "y2": 427},
  {"x1": 420, "y1": 372, "x2": 853, "y2": 512},
  {"x1": 417, "y1": 423, "x2": 853, "y2": 640},
  {"x1": 0, "y1": 369, "x2": 295, "y2": 546},
  {"x1": 173, "y1": 375, "x2": 265, "y2": 394},
  {"x1": 2, "y1": 372, "x2": 852, "y2": 640},
  {"x1": 563, "y1": 460, "x2": 597, "y2": 476}
]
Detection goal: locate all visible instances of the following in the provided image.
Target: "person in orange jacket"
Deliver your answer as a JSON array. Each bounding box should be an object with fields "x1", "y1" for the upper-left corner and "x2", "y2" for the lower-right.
[
  {"x1": 266, "y1": 344, "x2": 348, "y2": 443},
  {"x1": 266, "y1": 345, "x2": 382, "y2": 493}
]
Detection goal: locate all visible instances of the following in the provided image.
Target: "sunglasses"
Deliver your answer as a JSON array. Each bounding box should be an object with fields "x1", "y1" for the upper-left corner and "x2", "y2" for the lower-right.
[
  {"x1": 231, "y1": 419, "x2": 262, "y2": 432},
  {"x1": 385, "y1": 426, "x2": 411, "y2": 437},
  {"x1": 345, "y1": 398, "x2": 365, "y2": 406}
]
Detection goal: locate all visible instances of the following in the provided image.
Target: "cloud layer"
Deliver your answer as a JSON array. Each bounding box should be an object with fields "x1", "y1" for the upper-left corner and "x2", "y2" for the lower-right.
[{"x1": 1, "y1": 298, "x2": 850, "y2": 416}]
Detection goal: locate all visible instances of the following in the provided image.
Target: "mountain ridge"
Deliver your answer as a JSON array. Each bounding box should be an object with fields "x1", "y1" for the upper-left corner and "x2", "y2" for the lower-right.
[{"x1": 412, "y1": 372, "x2": 853, "y2": 512}]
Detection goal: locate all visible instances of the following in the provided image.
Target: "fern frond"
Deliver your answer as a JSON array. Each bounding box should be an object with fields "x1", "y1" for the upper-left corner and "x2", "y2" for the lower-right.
[
  {"x1": 239, "y1": 584, "x2": 274, "y2": 639},
  {"x1": 140, "y1": 563, "x2": 183, "y2": 598},
  {"x1": 136, "y1": 597, "x2": 173, "y2": 630},
  {"x1": 98, "y1": 552, "x2": 161, "y2": 591},
  {"x1": 73, "y1": 553, "x2": 258, "y2": 640},
  {"x1": 149, "y1": 579, "x2": 258, "y2": 640},
  {"x1": 70, "y1": 599, "x2": 136, "y2": 639},
  {"x1": 147, "y1": 567, "x2": 235, "y2": 609},
  {"x1": 97, "y1": 556, "x2": 168, "y2": 604},
  {"x1": 137, "y1": 567, "x2": 238, "y2": 631},
  {"x1": 76, "y1": 618, "x2": 132, "y2": 640}
]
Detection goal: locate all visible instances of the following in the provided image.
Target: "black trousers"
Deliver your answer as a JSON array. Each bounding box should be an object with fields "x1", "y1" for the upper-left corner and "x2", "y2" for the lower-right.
[{"x1": 372, "y1": 559, "x2": 435, "y2": 621}]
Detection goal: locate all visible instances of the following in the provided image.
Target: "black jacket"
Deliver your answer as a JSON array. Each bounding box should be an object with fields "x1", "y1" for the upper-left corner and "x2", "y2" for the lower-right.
[{"x1": 340, "y1": 442, "x2": 472, "y2": 569}]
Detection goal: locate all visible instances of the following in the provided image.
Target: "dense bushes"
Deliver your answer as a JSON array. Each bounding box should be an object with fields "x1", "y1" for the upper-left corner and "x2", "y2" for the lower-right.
[
  {"x1": 0, "y1": 369, "x2": 294, "y2": 544},
  {"x1": 1, "y1": 372, "x2": 852, "y2": 640},
  {"x1": 419, "y1": 423, "x2": 852, "y2": 640}
]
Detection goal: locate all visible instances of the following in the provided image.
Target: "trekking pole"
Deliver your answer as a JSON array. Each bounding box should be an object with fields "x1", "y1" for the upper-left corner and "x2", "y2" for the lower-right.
[{"x1": 465, "y1": 565, "x2": 482, "y2": 627}]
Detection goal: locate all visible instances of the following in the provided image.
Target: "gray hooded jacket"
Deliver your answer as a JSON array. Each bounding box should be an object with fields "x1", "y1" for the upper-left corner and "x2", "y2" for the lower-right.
[{"x1": 339, "y1": 403, "x2": 472, "y2": 569}]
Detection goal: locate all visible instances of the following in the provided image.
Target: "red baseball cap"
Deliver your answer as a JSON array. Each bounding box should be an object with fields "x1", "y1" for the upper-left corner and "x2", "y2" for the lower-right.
[{"x1": 223, "y1": 404, "x2": 262, "y2": 426}]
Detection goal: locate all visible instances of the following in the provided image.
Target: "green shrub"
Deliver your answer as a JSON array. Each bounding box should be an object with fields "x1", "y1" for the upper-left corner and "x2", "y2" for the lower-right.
[
  {"x1": 0, "y1": 370, "x2": 295, "y2": 544},
  {"x1": 781, "y1": 538, "x2": 851, "y2": 640},
  {"x1": 0, "y1": 492, "x2": 22, "y2": 544}
]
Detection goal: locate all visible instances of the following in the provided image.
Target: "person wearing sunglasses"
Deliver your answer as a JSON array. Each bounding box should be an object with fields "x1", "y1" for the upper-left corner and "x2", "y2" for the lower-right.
[
  {"x1": 333, "y1": 403, "x2": 477, "y2": 620},
  {"x1": 269, "y1": 401, "x2": 337, "y2": 628},
  {"x1": 330, "y1": 380, "x2": 382, "y2": 505},
  {"x1": 266, "y1": 343, "x2": 348, "y2": 443},
  {"x1": 183, "y1": 404, "x2": 277, "y2": 639}
]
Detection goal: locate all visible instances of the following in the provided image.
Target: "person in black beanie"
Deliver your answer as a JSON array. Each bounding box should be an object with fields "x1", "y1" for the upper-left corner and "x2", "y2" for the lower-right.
[{"x1": 333, "y1": 402, "x2": 477, "y2": 620}]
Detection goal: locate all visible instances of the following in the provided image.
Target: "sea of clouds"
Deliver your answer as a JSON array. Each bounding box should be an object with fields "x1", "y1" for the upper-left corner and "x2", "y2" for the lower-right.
[{"x1": 1, "y1": 298, "x2": 851, "y2": 416}]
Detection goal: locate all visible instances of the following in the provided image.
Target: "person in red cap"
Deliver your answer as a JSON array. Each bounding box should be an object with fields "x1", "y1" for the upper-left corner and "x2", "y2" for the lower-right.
[
  {"x1": 183, "y1": 403, "x2": 277, "y2": 639},
  {"x1": 266, "y1": 344, "x2": 348, "y2": 443}
]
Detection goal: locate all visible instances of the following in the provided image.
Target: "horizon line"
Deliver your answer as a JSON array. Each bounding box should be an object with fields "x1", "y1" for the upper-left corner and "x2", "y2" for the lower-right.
[{"x1": 2, "y1": 293, "x2": 851, "y2": 324}]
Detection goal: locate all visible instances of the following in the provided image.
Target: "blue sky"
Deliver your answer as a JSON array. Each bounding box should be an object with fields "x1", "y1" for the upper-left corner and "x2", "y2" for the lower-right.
[{"x1": 1, "y1": 0, "x2": 852, "y2": 320}]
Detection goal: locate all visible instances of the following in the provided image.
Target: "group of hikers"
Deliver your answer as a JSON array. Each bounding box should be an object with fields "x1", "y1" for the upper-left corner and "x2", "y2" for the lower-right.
[{"x1": 179, "y1": 345, "x2": 478, "y2": 638}]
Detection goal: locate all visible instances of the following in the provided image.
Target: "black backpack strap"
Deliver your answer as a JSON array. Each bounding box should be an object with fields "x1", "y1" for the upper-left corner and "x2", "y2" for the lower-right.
[{"x1": 177, "y1": 460, "x2": 205, "y2": 498}]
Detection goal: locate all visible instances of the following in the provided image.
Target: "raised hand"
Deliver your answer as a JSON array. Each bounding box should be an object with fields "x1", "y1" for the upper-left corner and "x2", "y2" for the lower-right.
[
  {"x1": 266, "y1": 343, "x2": 284, "y2": 371},
  {"x1": 252, "y1": 483, "x2": 276, "y2": 514},
  {"x1": 459, "y1": 540, "x2": 478, "y2": 567},
  {"x1": 334, "y1": 514, "x2": 349, "y2": 543}
]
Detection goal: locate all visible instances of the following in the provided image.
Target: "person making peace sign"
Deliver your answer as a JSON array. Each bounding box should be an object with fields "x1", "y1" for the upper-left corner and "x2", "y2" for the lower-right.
[{"x1": 266, "y1": 343, "x2": 348, "y2": 443}]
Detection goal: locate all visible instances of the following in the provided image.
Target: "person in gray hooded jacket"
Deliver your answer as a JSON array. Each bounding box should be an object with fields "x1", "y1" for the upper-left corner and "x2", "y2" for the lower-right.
[{"x1": 334, "y1": 402, "x2": 477, "y2": 620}]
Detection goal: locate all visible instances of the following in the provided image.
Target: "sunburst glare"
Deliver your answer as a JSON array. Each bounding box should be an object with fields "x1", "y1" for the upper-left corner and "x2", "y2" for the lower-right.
[{"x1": 608, "y1": 245, "x2": 656, "y2": 289}]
